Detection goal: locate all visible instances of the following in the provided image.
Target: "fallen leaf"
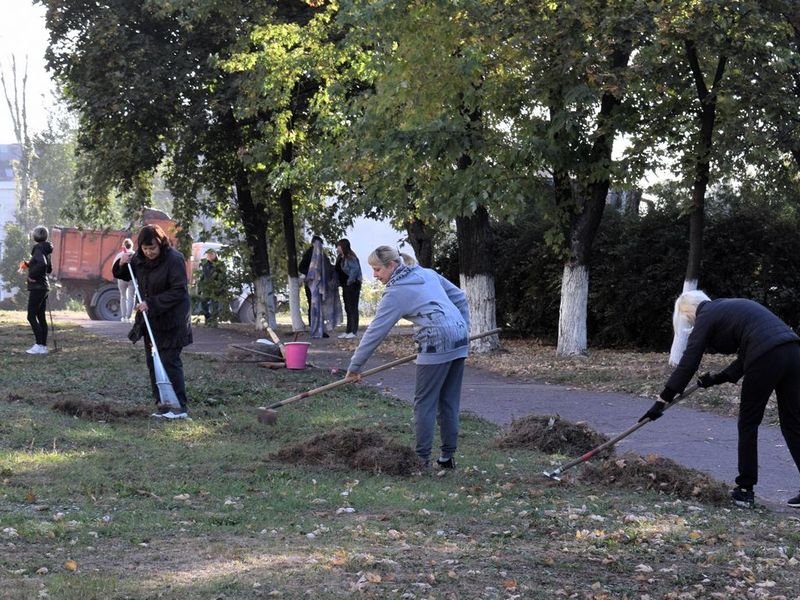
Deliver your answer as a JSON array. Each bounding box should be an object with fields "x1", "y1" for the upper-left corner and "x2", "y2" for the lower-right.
[{"x1": 63, "y1": 559, "x2": 78, "y2": 571}]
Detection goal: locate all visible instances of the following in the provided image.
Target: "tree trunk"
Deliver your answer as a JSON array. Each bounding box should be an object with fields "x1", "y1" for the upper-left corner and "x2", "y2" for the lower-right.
[
  {"x1": 556, "y1": 182, "x2": 608, "y2": 356},
  {"x1": 456, "y1": 205, "x2": 499, "y2": 353},
  {"x1": 233, "y1": 164, "x2": 275, "y2": 331},
  {"x1": 405, "y1": 217, "x2": 435, "y2": 268},
  {"x1": 277, "y1": 140, "x2": 305, "y2": 332},
  {"x1": 557, "y1": 263, "x2": 589, "y2": 356},
  {"x1": 668, "y1": 44, "x2": 726, "y2": 365}
]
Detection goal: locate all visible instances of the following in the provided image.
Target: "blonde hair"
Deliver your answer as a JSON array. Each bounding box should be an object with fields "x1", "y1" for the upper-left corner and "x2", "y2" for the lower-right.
[
  {"x1": 668, "y1": 290, "x2": 711, "y2": 365},
  {"x1": 673, "y1": 290, "x2": 711, "y2": 331},
  {"x1": 367, "y1": 245, "x2": 416, "y2": 268}
]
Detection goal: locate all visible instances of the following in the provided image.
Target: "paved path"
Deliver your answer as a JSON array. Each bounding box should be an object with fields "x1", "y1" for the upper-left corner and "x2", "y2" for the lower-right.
[{"x1": 67, "y1": 316, "x2": 799, "y2": 511}]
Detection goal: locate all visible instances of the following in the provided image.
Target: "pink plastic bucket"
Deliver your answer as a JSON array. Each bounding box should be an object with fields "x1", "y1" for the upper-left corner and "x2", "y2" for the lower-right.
[{"x1": 283, "y1": 342, "x2": 311, "y2": 369}]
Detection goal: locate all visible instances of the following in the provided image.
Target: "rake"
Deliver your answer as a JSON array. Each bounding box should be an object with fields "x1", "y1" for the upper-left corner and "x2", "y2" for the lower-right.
[
  {"x1": 543, "y1": 384, "x2": 700, "y2": 481},
  {"x1": 256, "y1": 328, "x2": 502, "y2": 425}
]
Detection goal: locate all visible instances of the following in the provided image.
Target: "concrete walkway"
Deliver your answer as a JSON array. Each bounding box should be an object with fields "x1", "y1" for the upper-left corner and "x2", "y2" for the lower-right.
[{"x1": 67, "y1": 316, "x2": 800, "y2": 511}]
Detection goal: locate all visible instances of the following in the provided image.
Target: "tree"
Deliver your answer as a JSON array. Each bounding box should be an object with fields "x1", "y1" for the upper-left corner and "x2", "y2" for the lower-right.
[
  {"x1": 492, "y1": 0, "x2": 646, "y2": 356},
  {"x1": 626, "y1": 0, "x2": 779, "y2": 363},
  {"x1": 1, "y1": 54, "x2": 41, "y2": 229},
  {"x1": 39, "y1": 0, "x2": 292, "y2": 329},
  {"x1": 224, "y1": 3, "x2": 338, "y2": 332}
]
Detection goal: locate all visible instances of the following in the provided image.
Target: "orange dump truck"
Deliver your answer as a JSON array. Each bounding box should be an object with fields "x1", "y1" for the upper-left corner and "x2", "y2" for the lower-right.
[{"x1": 50, "y1": 210, "x2": 202, "y2": 321}]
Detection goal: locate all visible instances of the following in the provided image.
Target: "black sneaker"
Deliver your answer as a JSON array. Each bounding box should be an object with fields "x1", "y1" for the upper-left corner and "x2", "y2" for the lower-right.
[
  {"x1": 731, "y1": 486, "x2": 755, "y2": 508},
  {"x1": 787, "y1": 491, "x2": 800, "y2": 508},
  {"x1": 436, "y1": 457, "x2": 456, "y2": 470}
]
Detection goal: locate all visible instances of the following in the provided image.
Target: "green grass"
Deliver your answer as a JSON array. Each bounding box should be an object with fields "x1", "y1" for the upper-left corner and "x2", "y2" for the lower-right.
[{"x1": 2, "y1": 310, "x2": 800, "y2": 598}]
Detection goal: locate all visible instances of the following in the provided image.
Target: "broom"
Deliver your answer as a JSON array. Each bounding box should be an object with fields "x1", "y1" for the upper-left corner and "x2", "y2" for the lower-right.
[{"x1": 127, "y1": 262, "x2": 181, "y2": 411}]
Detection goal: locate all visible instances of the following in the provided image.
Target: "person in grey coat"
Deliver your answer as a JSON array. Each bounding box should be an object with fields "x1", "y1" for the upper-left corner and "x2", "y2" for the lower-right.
[
  {"x1": 640, "y1": 290, "x2": 800, "y2": 508},
  {"x1": 345, "y1": 246, "x2": 470, "y2": 470}
]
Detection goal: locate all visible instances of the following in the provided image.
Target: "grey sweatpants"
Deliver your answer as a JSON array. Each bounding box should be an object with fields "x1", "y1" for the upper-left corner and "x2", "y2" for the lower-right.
[{"x1": 413, "y1": 358, "x2": 466, "y2": 463}]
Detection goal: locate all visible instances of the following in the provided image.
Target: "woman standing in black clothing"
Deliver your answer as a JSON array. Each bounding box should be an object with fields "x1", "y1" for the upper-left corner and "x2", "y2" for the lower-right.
[
  {"x1": 335, "y1": 238, "x2": 362, "y2": 339},
  {"x1": 113, "y1": 224, "x2": 193, "y2": 419},
  {"x1": 23, "y1": 226, "x2": 53, "y2": 355},
  {"x1": 640, "y1": 290, "x2": 800, "y2": 508}
]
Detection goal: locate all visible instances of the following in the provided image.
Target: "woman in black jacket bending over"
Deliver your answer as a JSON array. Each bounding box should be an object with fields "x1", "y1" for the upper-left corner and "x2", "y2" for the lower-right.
[
  {"x1": 641, "y1": 290, "x2": 800, "y2": 508},
  {"x1": 113, "y1": 224, "x2": 193, "y2": 419}
]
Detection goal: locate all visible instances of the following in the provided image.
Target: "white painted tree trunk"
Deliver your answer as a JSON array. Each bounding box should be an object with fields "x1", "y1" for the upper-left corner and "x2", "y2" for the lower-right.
[
  {"x1": 668, "y1": 278, "x2": 698, "y2": 366},
  {"x1": 287, "y1": 275, "x2": 306, "y2": 332},
  {"x1": 253, "y1": 274, "x2": 277, "y2": 331},
  {"x1": 557, "y1": 264, "x2": 589, "y2": 356},
  {"x1": 460, "y1": 273, "x2": 500, "y2": 353}
]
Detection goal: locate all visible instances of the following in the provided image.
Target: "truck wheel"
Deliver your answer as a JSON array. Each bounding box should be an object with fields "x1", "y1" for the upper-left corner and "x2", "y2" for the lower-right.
[
  {"x1": 236, "y1": 294, "x2": 256, "y2": 324},
  {"x1": 94, "y1": 286, "x2": 121, "y2": 321},
  {"x1": 84, "y1": 296, "x2": 99, "y2": 320}
]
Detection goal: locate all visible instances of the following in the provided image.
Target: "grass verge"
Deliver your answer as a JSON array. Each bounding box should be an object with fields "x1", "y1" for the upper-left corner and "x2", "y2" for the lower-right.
[{"x1": 2, "y1": 311, "x2": 799, "y2": 599}]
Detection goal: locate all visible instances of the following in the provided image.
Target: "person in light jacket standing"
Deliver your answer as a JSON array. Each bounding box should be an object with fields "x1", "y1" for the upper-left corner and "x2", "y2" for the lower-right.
[
  {"x1": 640, "y1": 290, "x2": 800, "y2": 509},
  {"x1": 345, "y1": 246, "x2": 470, "y2": 470},
  {"x1": 114, "y1": 238, "x2": 135, "y2": 322}
]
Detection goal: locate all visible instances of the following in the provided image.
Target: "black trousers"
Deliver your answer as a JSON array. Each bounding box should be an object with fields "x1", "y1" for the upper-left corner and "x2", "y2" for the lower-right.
[
  {"x1": 342, "y1": 281, "x2": 361, "y2": 334},
  {"x1": 736, "y1": 342, "x2": 800, "y2": 488},
  {"x1": 144, "y1": 341, "x2": 188, "y2": 412},
  {"x1": 27, "y1": 289, "x2": 48, "y2": 345}
]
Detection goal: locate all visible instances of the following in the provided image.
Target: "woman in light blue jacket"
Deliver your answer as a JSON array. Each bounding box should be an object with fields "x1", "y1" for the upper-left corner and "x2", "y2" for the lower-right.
[{"x1": 345, "y1": 246, "x2": 470, "y2": 470}]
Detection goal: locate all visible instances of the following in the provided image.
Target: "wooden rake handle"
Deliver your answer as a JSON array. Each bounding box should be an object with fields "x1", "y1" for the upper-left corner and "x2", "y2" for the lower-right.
[{"x1": 258, "y1": 327, "x2": 502, "y2": 411}]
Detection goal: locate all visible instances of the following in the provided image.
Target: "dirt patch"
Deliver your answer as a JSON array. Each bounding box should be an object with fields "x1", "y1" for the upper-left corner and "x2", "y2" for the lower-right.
[
  {"x1": 52, "y1": 398, "x2": 152, "y2": 421},
  {"x1": 578, "y1": 451, "x2": 730, "y2": 505},
  {"x1": 272, "y1": 427, "x2": 421, "y2": 476},
  {"x1": 495, "y1": 414, "x2": 612, "y2": 457}
]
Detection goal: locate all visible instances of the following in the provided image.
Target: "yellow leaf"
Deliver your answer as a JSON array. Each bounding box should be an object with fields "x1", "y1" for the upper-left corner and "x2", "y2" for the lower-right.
[
  {"x1": 502, "y1": 579, "x2": 517, "y2": 590},
  {"x1": 25, "y1": 491, "x2": 36, "y2": 503},
  {"x1": 365, "y1": 572, "x2": 381, "y2": 583},
  {"x1": 688, "y1": 531, "x2": 702, "y2": 540},
  {"x1": 64, "y1": 560, "x2": 78, "y2": 572}
]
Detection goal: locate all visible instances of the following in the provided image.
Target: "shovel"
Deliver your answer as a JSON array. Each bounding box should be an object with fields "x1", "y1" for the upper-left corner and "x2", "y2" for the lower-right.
[
  {"x1": 543, "y1": 384, "x2": 700, "y2": 481},
  {"x1": 256, "y1": 327, "x2": 502, "y2": 425},
  {"x1": 128, "y1": 263, "x2": 181, "y2": 411}
]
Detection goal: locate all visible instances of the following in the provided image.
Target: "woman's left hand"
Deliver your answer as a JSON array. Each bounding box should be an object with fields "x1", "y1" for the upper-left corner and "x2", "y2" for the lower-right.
[{"x1": 135, "y1": 301, "x2": 149, "y2": 312}]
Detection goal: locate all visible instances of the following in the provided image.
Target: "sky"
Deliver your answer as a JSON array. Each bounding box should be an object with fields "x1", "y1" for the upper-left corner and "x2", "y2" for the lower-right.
[{"x1": 0, "y1": 0, "x2": 54, "y2": 144}]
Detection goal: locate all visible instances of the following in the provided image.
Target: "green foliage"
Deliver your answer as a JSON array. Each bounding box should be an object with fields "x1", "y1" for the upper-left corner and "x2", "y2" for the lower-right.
[
  {"x1": 444, "y1": 186, "x2": 800, "y2": 349},
  {"x1": 0, "y1": 222, "x2": 31, "y2": 300}
]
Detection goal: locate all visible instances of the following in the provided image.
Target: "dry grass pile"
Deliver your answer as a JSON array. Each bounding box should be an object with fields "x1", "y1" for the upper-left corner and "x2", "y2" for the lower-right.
[
  {"x1": 273, "y1": 427, "x2": 421, "y2": 476},
  {"x1": 578, "y1": 451, "x2": 730, "y2": 505},
  {"x1": 496, "y1": 414, "x2": 611, "y2": 457},
  {"x1": 52, "y1": 398, "x2": 152, "y2": 421}
]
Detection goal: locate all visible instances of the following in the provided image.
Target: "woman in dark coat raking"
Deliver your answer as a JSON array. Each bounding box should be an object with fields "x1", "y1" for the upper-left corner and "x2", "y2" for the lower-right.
[
  {"x1": 640, "y1": 290, "x2": 800, "y2": 509},
  {"x1": 113, "y1": 224, "x2": 193, "y2": 419}
]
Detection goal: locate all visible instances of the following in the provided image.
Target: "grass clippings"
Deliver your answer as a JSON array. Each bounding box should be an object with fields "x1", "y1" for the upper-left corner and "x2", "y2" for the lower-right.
[
  {"x1": 578, "y1": 451, "x2": 731, "y2": 505},
  {"x1": 51, "y1": 398, "x2": 152, "y2": 421},
  {"x1": 273, "y1": 426, "x2": 421, "y2": 476},
  {"x1": 495, "y1": 414, "x2": 612, "y2": 457}
]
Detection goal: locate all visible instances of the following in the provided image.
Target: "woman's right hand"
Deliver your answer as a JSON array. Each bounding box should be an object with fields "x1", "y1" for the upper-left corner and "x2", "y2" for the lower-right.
[{"x1": 344, "y1": 371, "x2": 362, "y2": 383}]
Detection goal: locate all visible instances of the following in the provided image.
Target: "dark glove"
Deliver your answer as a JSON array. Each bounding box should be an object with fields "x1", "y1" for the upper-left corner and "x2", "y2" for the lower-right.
[
  {"x1": 697, "y1": 371, "x2": 727, "y2": 388},
  {"x1": 639, "y1": 400, "x2": 667, "y2": 423}
]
